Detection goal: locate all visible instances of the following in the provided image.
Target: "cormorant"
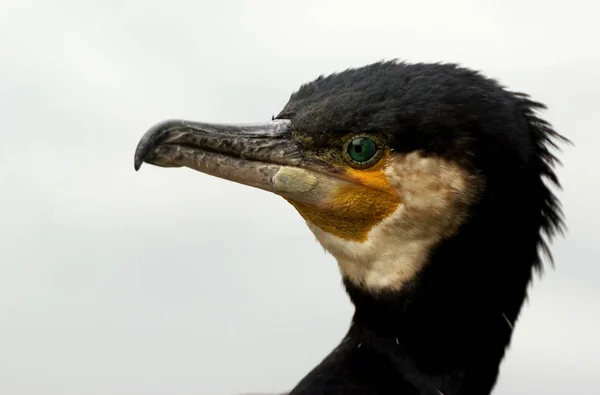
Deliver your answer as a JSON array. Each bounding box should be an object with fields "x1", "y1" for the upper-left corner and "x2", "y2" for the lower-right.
[{"x1": 134, "y1": 61, "x2": 568, "y2": 395}]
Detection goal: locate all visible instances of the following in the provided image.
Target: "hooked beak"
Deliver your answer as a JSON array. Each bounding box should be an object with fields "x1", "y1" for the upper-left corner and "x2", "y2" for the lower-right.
[
  {"x1": 133, "y1": 119, "x2": 340, "y2": 203},
  {"x1": 134, "y1": 118, "x2": 402, "y2": 242}
]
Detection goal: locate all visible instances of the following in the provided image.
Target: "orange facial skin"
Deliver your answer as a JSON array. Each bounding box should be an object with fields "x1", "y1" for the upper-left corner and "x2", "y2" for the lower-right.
[{"x1": 287, "y1": 152, "x2": 402, "y2": 242}]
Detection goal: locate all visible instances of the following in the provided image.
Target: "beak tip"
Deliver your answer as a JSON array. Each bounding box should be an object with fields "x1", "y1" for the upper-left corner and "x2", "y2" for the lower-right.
[
  {"x1": 134, "y1": 141, "x2": 149, "y2": 171},
  {"x1": 133, "y1": 119, "x2": 182, "y2": 172}
]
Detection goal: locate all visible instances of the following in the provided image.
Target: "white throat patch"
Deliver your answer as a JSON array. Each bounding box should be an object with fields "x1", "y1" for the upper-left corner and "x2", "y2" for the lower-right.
[{"x1": 306, "y1": 152, "x2": 481, "y2": 292}]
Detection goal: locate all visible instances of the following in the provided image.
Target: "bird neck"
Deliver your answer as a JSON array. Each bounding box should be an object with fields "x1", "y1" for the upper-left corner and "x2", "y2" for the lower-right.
[
  {"x1": 292, "y1": 213, "x2": 539, "y2": 395},
  {"x1": 362, "y1": 228, "x2": 537, "y2": 394},
  {"x1": 343, "y1": 284, "x2": 515, "y2": 395}
]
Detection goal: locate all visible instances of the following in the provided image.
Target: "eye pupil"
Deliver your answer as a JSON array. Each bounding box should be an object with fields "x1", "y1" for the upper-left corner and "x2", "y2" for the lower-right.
[{"x1": 346, "y1": 137, "x2": 378, "y2": 164}]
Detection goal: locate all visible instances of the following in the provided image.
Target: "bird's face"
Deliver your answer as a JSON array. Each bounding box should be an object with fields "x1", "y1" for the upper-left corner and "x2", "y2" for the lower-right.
[{"x1": 135, "y1": 63, "x2": 502, "y2": 292}]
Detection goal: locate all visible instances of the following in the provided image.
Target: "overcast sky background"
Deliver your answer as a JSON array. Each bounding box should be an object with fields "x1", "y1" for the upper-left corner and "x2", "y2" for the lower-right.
[{"x1": 1, "y1": 1, "x2": 598, "y2": 394}]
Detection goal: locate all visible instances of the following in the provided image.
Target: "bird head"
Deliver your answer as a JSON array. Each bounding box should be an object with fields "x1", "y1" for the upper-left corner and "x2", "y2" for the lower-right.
[{"x1": 134, "y1": 61, "x2": 566, "y2": 302}]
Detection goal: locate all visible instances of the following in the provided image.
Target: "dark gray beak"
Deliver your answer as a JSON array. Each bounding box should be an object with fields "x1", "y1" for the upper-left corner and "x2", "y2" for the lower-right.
[{"x1": 133, "y1": 119, "x2": 317, "y2": 194}]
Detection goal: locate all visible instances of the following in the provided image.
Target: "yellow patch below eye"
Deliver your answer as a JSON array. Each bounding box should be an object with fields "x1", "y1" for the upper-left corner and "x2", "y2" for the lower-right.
[{"x1": 286, "y1": 157, "x2": 401, "y2": 242}]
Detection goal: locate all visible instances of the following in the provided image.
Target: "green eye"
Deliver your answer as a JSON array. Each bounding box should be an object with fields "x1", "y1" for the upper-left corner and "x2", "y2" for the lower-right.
[{"x1": 346, "y1": 136, "x2": 378, "y2": 164}]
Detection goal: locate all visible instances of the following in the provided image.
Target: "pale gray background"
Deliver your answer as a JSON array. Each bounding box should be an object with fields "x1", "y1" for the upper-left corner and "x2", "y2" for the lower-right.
[{"x1": 1, "y1": 0, "x2": 598, "y2": 394}]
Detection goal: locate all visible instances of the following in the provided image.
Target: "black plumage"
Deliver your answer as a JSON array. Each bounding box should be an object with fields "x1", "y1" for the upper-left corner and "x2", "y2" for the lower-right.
[{"x1": 277, "y1": 61, "x2": 568, "y2": 395}]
